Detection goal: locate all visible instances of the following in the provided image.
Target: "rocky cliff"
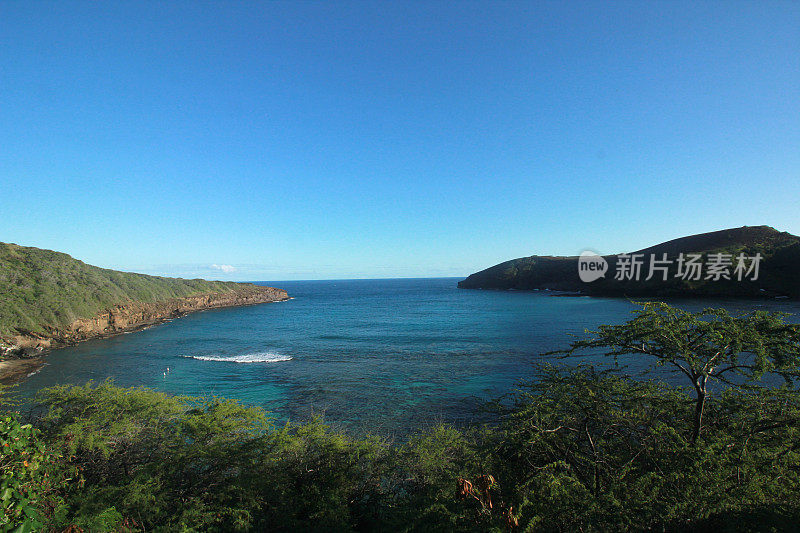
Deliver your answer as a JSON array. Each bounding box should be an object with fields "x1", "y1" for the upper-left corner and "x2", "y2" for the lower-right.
[
  {"x1": 3, "y1": 285, "x2": 288, "y2": 358},
  {"x1": 0, "y1": 242, "x2": 289, "y2": 359}
]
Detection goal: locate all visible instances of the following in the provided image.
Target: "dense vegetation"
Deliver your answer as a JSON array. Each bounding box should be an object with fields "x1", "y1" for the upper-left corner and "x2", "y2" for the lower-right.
[
  {"x1": 458, "y1": 225, "x2": 800, "y2": 298},
  {"x1": 2, "y1": 303, "x2": 799, "y2": 532},
  {"x1": 0, "y1": 242, "x2": 260, "y2": 342}
]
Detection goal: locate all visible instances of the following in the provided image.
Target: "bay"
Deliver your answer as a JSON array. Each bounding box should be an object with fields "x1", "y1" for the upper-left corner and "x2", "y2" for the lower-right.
[{"x1": 14, "y1": 278, "x2": 800, "y2": 435}]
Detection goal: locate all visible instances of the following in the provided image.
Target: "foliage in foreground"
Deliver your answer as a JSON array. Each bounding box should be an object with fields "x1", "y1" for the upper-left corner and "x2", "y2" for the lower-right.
[
  {"x1": 1, "y1": 303, "x2": 799, "y2": 531},
  {"x1": 560, "y1": 301, "x2": 800, "y2": 443},
  {"x1": 1, "y1": 414, "x2": 65, "y2": 533},
  {"x1": 0, "y1": 371, "x2": 794, "y2": 532}
]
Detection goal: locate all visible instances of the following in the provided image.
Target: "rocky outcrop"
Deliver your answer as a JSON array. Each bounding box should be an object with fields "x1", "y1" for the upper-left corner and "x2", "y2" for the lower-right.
[
  {"x1": 0, "y1": 242, "x2": 291, "y2": 373},
  {"x1": 459, "y1": 226, "x2": 800, "y2": 299},
  {"x1": 1, "y1": 286, "x2": 288, "y2": 358}
]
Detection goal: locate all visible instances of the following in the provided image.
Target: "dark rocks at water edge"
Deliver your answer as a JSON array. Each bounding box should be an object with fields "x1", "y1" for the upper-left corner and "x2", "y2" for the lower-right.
[{"x1": 458, "y1": 225, "x2": 800, "y2": 299}]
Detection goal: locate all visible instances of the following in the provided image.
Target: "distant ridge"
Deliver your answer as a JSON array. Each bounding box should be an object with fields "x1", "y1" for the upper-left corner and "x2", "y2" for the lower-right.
[
  {"x1": 458, "y1": 226, "x2": 800, "y2": 299},
  {"x1": 0, "y1": 242, "x2": 288, "y2": 357}
]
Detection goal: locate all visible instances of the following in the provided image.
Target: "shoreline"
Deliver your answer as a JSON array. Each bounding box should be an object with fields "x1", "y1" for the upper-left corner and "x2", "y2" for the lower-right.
[
  {"x1": 457, "y1": 285, "x2": 798, "y2": 301},
  {"x1": 0, "y1": 288, "x2": 289, "y2": 385},
  {"x1": 0, "y1": 357, "x2": 47, "y2": 386}
]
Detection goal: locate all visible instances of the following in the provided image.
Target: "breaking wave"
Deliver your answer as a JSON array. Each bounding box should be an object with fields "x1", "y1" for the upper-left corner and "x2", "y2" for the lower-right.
[{"x1": 183, "y1": 352, "x2": 292, "y2": 364}]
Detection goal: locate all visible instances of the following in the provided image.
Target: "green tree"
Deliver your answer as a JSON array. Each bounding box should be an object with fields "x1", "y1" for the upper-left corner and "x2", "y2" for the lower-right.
[
  {"x1": 561, "y1": 302, "x2": 800, "y2": 443},
  {"x1": 0, "y1": 414, "x2": 67, "y2": 533},
  {"x1": 486, "y1": 365, "x2": 689, "y2": 530},
  {"x1": 485, "y1": 364, "x2": 800, "y2": 531},
  {"x1": 36, "y1": 380, "x2": 274, "y2": 531},
  {"x1": 35, "y1": 380, "x2": 396, "y2": 532}
]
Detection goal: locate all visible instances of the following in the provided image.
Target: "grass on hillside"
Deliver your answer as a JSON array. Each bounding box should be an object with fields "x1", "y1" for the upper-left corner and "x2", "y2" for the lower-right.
[{"x1": 0, "y1": 242, "x2": 252, "y2": 341}]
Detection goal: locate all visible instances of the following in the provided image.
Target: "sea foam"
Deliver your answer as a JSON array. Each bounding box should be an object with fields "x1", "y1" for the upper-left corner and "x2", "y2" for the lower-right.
[{"x1": 184, "y1": 352, "x2": 292, "y2": 363}]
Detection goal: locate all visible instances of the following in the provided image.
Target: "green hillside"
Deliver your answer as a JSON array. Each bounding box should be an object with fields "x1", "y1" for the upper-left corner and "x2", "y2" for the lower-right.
[
  {"x1": 458, "y1": 226, "x2": 800, "y2": 298},
  {"x1": 0, "y1": 242, "x2": 261, "y2": 341}
]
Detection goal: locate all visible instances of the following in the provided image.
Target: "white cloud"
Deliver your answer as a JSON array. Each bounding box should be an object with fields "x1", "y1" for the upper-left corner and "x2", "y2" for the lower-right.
[{"x1": 210, "y1": 264, "x2": 237, "y2": 273}]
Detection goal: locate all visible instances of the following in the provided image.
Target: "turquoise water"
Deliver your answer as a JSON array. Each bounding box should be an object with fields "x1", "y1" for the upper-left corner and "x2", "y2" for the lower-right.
[{"x1": 14, "y1": 278, "x2": 800, "y2": 435}]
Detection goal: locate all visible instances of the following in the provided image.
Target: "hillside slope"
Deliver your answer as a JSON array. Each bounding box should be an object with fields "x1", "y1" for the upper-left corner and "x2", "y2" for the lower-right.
[
  {"x1": 0, "y1": 242, "x2": 288, "y2": 355},
  {"x1": 458, "y1": 226, "x2": 800, "y2": 299}
]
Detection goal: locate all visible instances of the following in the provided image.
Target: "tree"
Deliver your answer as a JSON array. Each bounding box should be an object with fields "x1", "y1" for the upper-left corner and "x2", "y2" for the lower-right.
[
  {"x1": 34, "y1": 380, "x2": 395, "y2": 532},
  {"x1": 486, "y1": 365, "x2": 686, "y2": 530},
  {"x1": 0, "y1": 413, "x2": 68, "y2": 532},
  {"x1": 560, "y1": 302, "x2": 800, "y2": 443},
  {"x1": 486, "y1": 364, "x2": 800, "y2": 531}
]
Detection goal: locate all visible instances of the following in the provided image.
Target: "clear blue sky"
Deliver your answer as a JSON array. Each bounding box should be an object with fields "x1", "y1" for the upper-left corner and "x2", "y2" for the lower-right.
[{"x1": 1, "y1": 1, "x2": 798, "y2": 280}]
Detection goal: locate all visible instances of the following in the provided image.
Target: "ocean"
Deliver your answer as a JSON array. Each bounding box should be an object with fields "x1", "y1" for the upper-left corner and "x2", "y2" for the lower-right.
[{"x1": 13, "y1": 278, "x2": 800, "y2": 435}]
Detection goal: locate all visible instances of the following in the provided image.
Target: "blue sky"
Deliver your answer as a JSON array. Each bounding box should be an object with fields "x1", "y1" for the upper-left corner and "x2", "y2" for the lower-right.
[{"x1": 1, "y1": 1, "x2": 798, "y2": 280}]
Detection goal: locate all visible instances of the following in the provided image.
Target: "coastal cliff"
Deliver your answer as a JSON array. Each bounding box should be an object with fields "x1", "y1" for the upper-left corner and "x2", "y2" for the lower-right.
[
  {"x1": 3, "y1": 285, "x2": 288, "y2": 358},
  {"x1": 458, "y1": 226, "x2": 800, "y2": 299},
  {"x1": 0, "y1": 242, "x2": 289, "y2": 361}
]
